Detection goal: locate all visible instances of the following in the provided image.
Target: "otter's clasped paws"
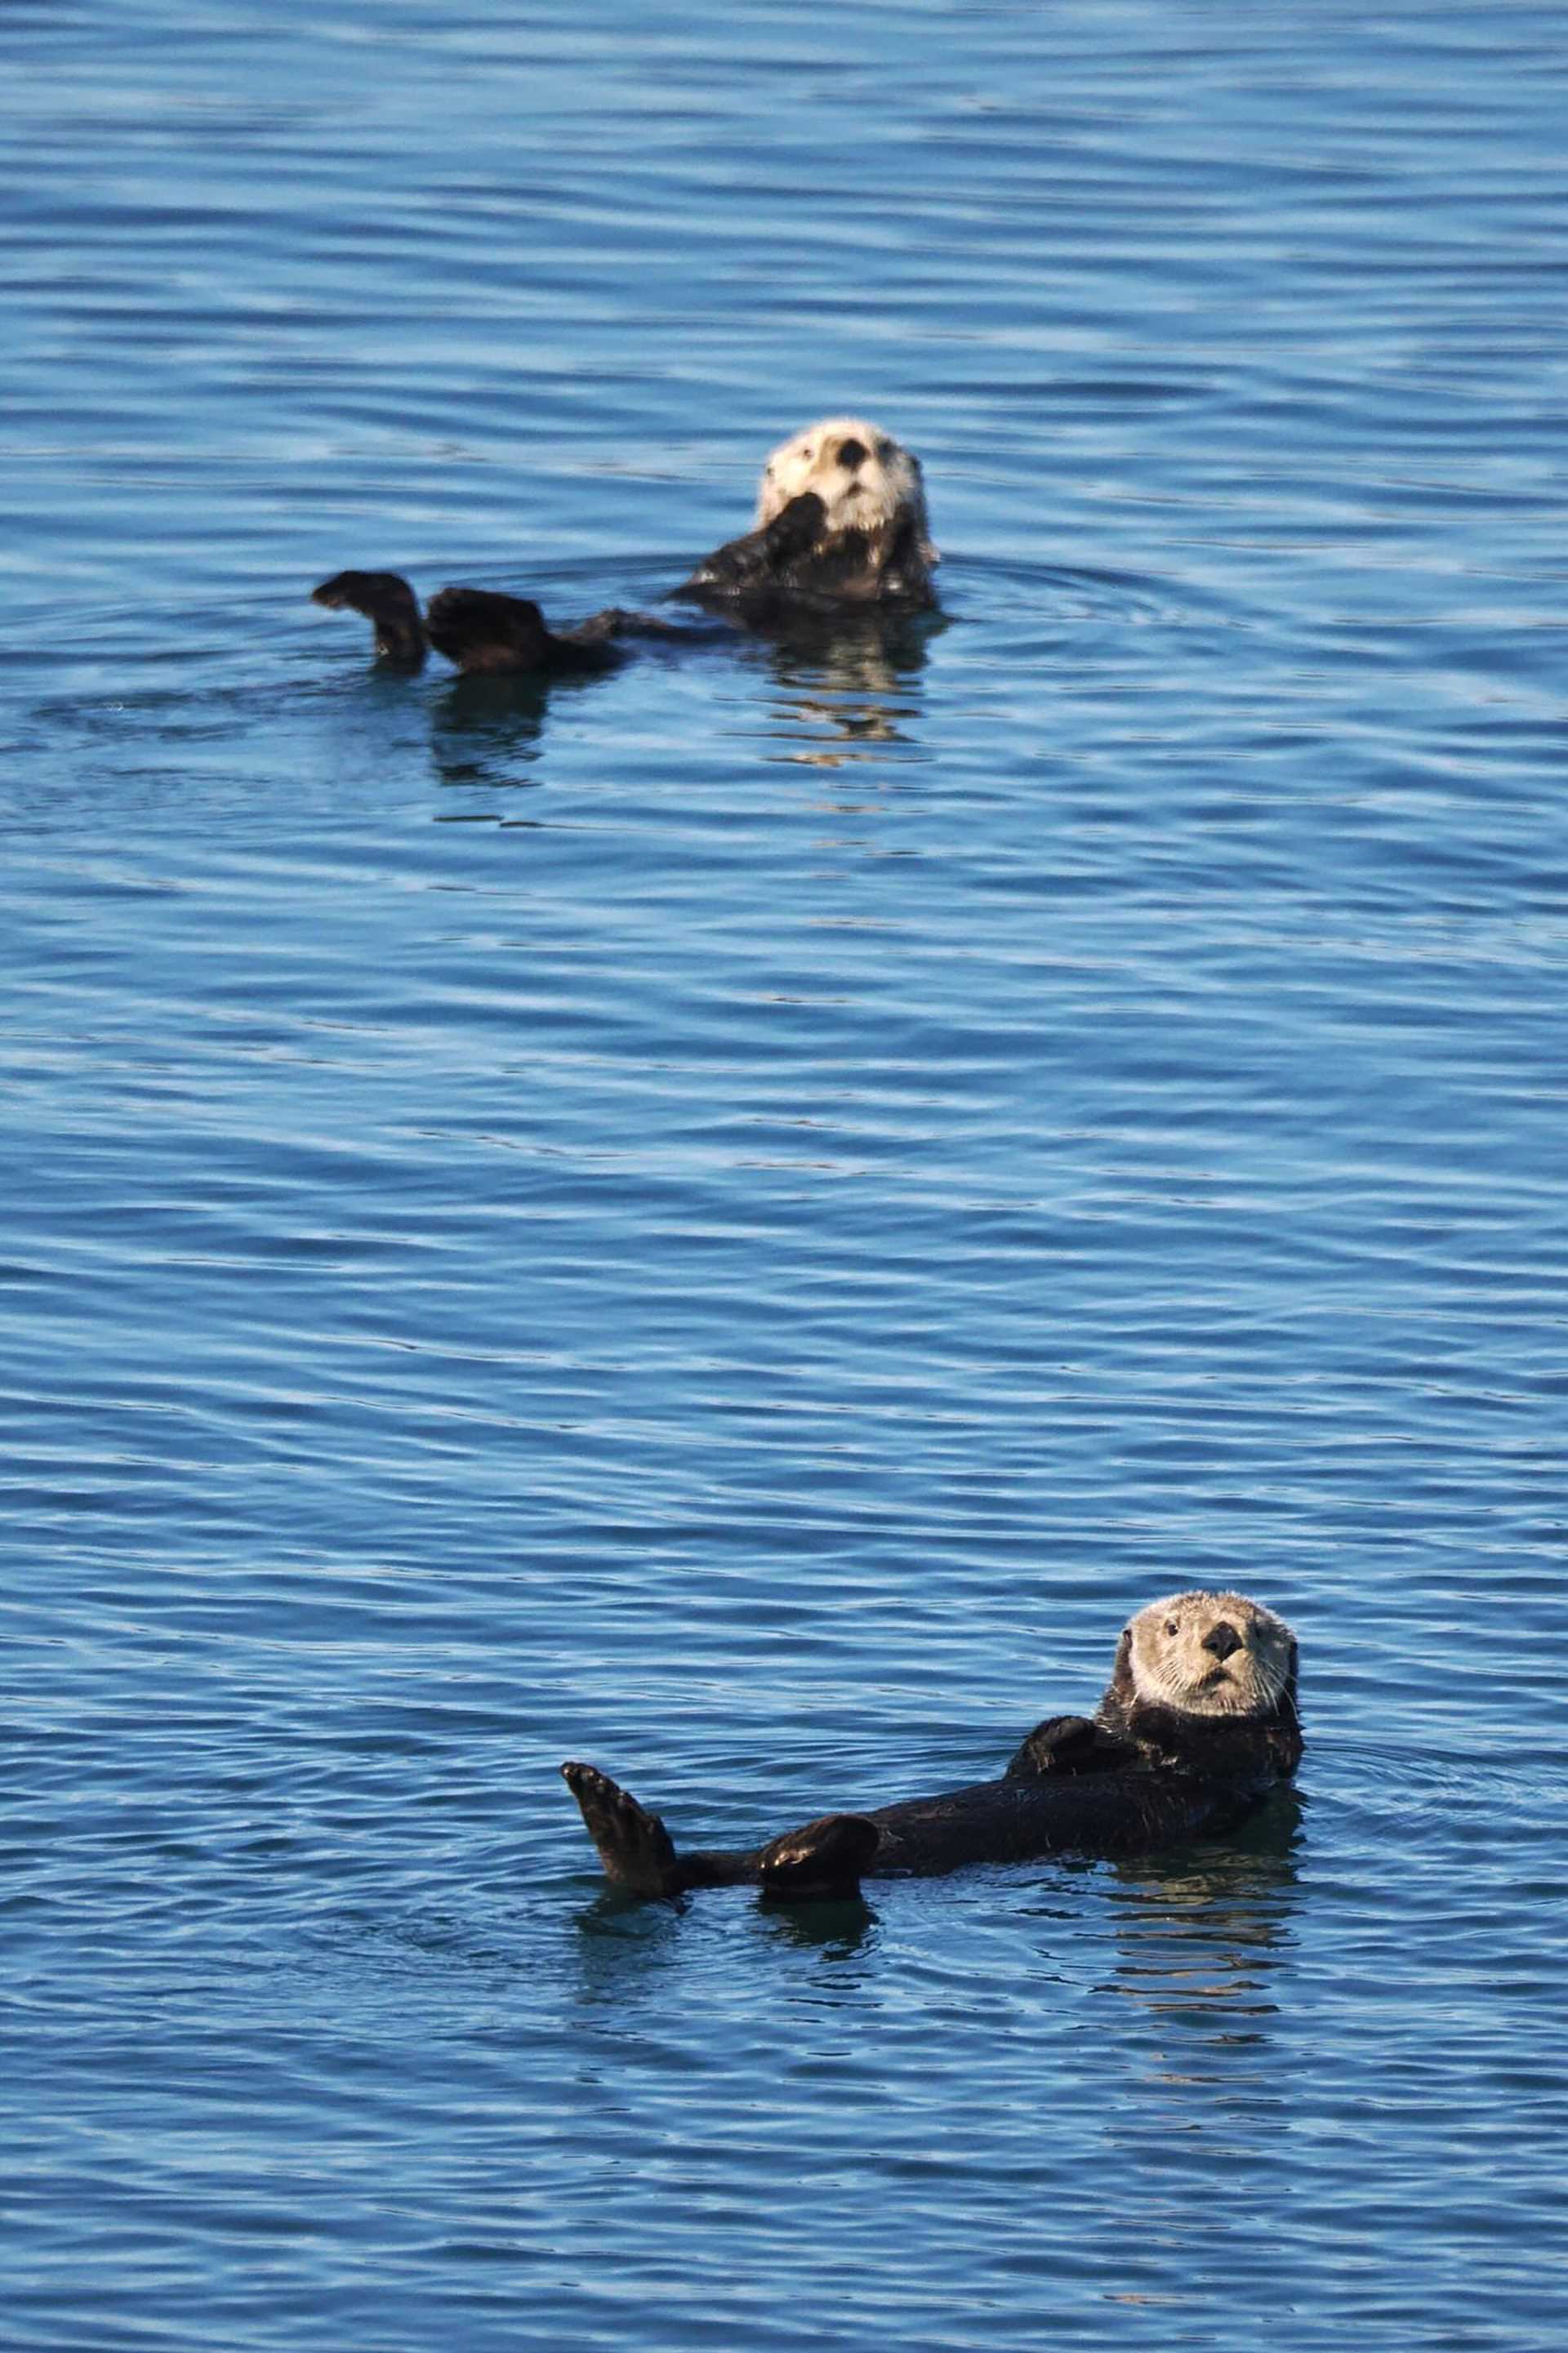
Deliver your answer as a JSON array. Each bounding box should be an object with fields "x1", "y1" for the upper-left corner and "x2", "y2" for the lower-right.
[{"x1": 1004, "y1": 1714, "x2": 1138, "y2": 1780}]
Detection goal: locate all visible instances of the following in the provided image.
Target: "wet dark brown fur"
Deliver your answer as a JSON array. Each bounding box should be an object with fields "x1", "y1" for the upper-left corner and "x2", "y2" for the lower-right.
[{"x1": 563, "y1": 1592, "x2": 1301, "y2": 1901}]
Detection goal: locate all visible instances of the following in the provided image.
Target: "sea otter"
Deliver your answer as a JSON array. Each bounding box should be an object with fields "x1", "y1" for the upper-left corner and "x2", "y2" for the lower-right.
[
  {"x1": 310, "y1": 417, "x2": 938, "y2": 674},
  {"x1": 562, "y1": 1591, "x2": 1300, "y2": 1902}
]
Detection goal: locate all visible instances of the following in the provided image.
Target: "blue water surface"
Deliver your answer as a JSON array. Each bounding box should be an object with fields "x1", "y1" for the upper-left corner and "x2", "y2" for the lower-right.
[{"x1": 4, "y1": 2, "x2": 1568, "y2": 2347}]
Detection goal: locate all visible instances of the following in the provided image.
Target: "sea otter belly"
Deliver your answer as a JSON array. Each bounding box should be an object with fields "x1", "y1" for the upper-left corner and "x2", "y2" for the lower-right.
[{"x1": 855, "y1": 1765, "x2": 1272, "y2": 1876}]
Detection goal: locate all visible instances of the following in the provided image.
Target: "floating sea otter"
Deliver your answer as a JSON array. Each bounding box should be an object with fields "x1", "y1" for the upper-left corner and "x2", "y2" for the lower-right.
[
  {"x1": 311, "y1": 417, "x2": 939, "y2": 675},
  {"x1": 563, "y1": 1591, "x2": 1302, "y2": 1901}
]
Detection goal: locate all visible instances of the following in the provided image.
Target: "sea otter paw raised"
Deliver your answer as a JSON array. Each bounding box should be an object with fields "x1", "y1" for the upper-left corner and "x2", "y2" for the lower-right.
[
  {"x1": 677, "y1": 491, "x2": 829, "y2": 596},
  {"x1": 560, "y1": 1761, "x2": 680, "y2": 1897}
]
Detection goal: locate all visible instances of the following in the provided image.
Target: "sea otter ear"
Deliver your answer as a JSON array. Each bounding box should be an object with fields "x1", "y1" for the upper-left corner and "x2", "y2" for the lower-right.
[{"x1": 1108, "y1": 1624, "x2": 1134, "y2": 1695}]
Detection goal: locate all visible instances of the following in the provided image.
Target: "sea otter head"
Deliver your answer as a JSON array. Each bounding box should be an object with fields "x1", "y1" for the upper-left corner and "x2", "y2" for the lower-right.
[
  {"x1": 755, "y1": 417, "x2": 938, "y2": 579},
  {"x1": 1110, "y1": 1591, "x2": 1297, "y2": 1721}
]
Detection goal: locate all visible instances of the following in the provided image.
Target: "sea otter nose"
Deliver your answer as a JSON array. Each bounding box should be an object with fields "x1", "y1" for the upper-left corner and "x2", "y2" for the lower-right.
[
  {"x1": 1202, "y1": 1621, "x2": 1243, "y2": 1661},
  {"x1": 835, "y1": 437, "x2": 869, "y2": 472}
]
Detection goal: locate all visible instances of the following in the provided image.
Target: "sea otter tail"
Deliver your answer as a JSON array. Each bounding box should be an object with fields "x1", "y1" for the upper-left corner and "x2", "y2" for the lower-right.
[{"x1": 311, "y1": 570, "x2": 428, "y2": 667}]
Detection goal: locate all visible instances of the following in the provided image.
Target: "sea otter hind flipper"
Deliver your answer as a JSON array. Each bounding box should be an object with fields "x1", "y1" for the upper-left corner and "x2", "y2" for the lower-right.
[
  {"x1": 425, "y1": 587, "x2": 558, "y2": 675},
  {"x1": 311, "y1": 570, "x2": 428, "y2": 667},
  {"x1": 757, "y1": 1812, "x2": 880, "y2": 1901},
  {"x1": 561, "y1": 1761, "x2": 682, "y2": 1897}
]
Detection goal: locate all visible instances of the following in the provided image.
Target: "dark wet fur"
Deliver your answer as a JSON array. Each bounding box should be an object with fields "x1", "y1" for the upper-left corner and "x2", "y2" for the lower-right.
[{"x1": 425, "y1": 587, "x2": 623, "y2": 676}]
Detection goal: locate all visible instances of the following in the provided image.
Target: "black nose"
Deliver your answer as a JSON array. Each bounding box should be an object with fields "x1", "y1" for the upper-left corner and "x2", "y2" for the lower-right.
[
  {"x1": 835, "y1": 437, "x2": 868, "y2": 471},
  {"x1": 1202, "y1": 1621, "x2": 1242, "y2": 1660}
]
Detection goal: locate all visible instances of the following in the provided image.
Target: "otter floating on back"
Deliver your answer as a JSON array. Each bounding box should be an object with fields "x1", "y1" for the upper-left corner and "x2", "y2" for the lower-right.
[
  {"x1": 563, "y1": 1591, "x2": 1302, "y2": 1903},
  {"x1": 311, "y1": 417, "x2": 938, "y2": 675}
]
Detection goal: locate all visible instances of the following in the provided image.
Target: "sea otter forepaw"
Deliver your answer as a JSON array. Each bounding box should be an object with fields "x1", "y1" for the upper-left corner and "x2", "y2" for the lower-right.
[
  {"x1": 1004, "y1": 1714, "x2": 1114, "y2": 1779},
  {"x1": 680, "y1": 492, "x2": 829, "y2": 595},
  {"x1": 757, "y1": 1812, "x2": 880, "y2": 1902},
  {"x1": 561, "y1": 1761, "x2": 680, "y2": 1897}
]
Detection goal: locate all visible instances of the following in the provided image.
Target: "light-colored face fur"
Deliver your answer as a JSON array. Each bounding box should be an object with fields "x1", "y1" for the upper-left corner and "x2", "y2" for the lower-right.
[
  {"x1": 1123, "y1": 1590, "x2": 1295, "y2": 1719},
  {"x1": 755, "y1": 417, "x2": 938, "y2": 566}
]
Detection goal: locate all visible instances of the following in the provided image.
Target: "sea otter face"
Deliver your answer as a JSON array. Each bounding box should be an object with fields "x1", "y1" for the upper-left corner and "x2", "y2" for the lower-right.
[
  {"x1": 1123, "y1": 1591, "x2": 1296, "y2": 1719},
  {"x1": 755, "y1": 417, "x2": 938, "y2": 567}
]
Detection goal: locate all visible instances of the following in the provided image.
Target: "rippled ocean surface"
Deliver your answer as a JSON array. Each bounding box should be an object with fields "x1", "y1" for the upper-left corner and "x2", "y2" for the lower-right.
[{"x1": 7, "y1": 2, "x2": 1568, "y2": 2346}]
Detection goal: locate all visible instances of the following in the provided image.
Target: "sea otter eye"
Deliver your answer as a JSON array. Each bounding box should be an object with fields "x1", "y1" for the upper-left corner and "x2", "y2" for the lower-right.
[{"x1": 1165, "y1": 1619, "x2": 1179, "y2": 1636}]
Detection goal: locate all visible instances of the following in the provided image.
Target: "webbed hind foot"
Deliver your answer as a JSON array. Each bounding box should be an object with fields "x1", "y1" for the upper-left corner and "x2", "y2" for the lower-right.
[
  {"x1": 561, "y1": 1761, "x2": 680, "y2": 1898},
  {"x1": 311, "y1": 570, "x2": 427, "y2": 667}
]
